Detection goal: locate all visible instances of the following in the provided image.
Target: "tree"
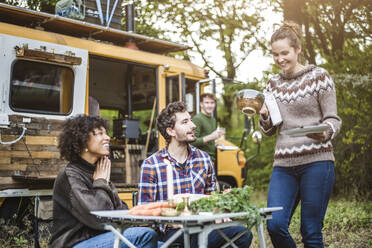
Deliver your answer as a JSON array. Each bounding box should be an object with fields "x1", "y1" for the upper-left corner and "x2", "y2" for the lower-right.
[
  {"x1": 270, "y1": 0, "x2": 372, "y2": 74},
  {"x1": 332, "y1": 74, "x2": 372, "y2": 199},
  {"x1": 134, "y1": 0, "x2": 265, "y2": 129},
  {"x1": 139, "y1": 0, "x2": 264, "y2": 80},
  {"x1": 0, "y1": 0, "x2": 58, "y2": 12}
]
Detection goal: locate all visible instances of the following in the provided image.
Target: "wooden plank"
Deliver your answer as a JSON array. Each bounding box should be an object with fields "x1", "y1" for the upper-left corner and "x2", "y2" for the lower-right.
[
  {"x1": 25, "y1": 136, "x2": 58, "y2": 145},
  {"x1": 111, "y1": 167, "x2": 124, "y2": 173},
  {"x1": 0, "y1": 151, "x2": 60, "y2": 159},
  {"x1": 0, "y1": 177, "x2": 26, "y2": 190},
  {"x1": 10, "y1": 159, "x2": 66, "y2": 171},
  {"x1": 12, "y1": 158, "x2": 43, "y2": 165},
  {"x1": 0, "y1": 157, "x2": 11, "y2": 164},
  {"x1": 0, "y1": 164, "x2": 27, "y2": 171},
  {"x1": 0, "y1": 145, "x2": 11, "y2": 151},
  {"x1": 35, "y1": 162, "x2": 66, "y2": 171},
  {"x1": 1, "y1": 135, "x2": 58, "y2": 146},
  {"x1": 10, "y1": 144, "x2": 59, "y2": 152},
  {"x1": 38, "y1": 130, "x2": 61, "y2": 136},
  {"x1": 111, "y1": 161, "x2": 125, "y2": 168},
  {"x1": 0, "y1": 171, "x2": 16, "y2": 177},
  {"x1": 15, "y1": 46, "x2": 82, "y2": 65},
  {"x1": 0, "y1": 135, "x2": 23, "y2": 142}
]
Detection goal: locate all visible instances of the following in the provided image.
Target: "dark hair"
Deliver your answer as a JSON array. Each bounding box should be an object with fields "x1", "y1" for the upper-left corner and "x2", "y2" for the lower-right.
[
  {"x1": 58, "y1": 115, "x2": 109, "y2": 162},
  {"x1": 271, "y1": 21, "x2": 302, "y2": 50},
  {"x1": 200, "y1": 93, "x2": 216, "y2": 102},
  {"x1": 157, "y1": 101, "x2": 187, "y2": 143}
]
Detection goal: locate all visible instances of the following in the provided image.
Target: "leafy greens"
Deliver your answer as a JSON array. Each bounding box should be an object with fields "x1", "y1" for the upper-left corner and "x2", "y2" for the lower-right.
[{"x1": 188, "y1": 185, "x2": 261, "y2": 228}]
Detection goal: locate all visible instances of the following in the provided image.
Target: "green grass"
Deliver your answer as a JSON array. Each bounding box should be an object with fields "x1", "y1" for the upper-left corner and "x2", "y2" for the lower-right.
[
  {"x1": 0, "y1": 194, "x2": 371, "y2": 247},
  {"x1": 249, "y1": 192, "x2": 372, "y2": 248}
]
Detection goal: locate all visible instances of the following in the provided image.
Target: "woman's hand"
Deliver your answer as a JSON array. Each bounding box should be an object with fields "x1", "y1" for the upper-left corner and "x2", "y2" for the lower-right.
[
  {"x1": 259, "y1": 104, "x2": 269, "y2": 119},
  {"x1": 93, "y1": 156, "x2": 111, "y2": 182},
  {"x1": 306, "y1": 131, "x2": 326, "y2": 141}
]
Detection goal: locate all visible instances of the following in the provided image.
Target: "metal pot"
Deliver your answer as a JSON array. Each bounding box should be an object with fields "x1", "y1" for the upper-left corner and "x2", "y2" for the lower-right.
[{"x1": 236, "y1": 89, "x2": 264, "y2": 117}]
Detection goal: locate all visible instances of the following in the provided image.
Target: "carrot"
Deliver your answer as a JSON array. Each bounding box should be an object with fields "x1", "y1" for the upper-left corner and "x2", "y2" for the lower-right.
[
  {"x1": 128, "y1": 208, "x2": 162, "y2": 216},
  {"x1": 131, "y1": 202, "x2": 170, "y2": 211},
  {"x1": 151, "y1": 208, "x2": 161, "y2": 216}
]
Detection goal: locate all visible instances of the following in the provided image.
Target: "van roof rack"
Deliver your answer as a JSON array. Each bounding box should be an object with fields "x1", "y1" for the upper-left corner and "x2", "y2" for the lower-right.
[{"x1": 0, "y1": 3, "x2": 190, "y2": 54}]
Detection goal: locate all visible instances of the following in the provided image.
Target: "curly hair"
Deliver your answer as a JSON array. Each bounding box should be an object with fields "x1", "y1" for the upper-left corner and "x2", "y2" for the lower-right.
[
  {"x1": 157, "y1": 101, "x2": 187, "y2": 143},
  {"x1": 58, "y1": 115, "x2": 109, "y2": 162}
]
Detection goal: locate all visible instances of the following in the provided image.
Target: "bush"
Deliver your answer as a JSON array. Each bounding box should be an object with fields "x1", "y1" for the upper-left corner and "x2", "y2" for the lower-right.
[{"x1": 332, "y1": 74, "x2": 372, "y2": 199}]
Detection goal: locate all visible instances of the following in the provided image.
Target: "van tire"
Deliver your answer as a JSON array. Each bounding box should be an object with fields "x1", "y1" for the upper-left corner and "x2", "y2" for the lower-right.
[
  {"x1": 218, "y1": 180, "x2": 232, "y2": 191},
  {"x1": 217, "y1": 175, "x2": 238, "y2": 191}
]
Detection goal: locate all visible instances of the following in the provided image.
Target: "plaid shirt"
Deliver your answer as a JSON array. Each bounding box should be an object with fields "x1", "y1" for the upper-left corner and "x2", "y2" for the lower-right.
[{"x1": 138, "y1": 145, "x2": 217, "y2": 205}]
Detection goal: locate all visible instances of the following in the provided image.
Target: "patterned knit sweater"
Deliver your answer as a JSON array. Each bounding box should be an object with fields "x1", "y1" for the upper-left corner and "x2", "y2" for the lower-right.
[{"x1": 259, "y1": 65, "x2": 342, "y2": 167}]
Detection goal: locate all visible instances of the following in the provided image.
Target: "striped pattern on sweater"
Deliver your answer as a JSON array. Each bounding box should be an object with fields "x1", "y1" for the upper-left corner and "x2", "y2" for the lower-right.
[
  {"x1": 268, "y1": 68, "x2": 335, "y2": 103},
  {"x1": 259, "y1": 65, "x2": 342, "y2": 167}
]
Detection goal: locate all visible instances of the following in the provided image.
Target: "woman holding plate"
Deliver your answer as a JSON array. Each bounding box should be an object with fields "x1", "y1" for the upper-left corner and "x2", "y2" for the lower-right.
[{"x1": 259, "y1": 21, "x2": 342, "y2": 248}]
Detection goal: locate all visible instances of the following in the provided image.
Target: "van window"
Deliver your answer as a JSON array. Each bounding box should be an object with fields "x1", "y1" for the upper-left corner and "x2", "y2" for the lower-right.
[
  {"x1": 166, "y1": 75, "x2": 180, "y2": 105},
  {"x1": 10, "y1": 60, "x2": 74, "y2": 115},
  {"x1": 186, "y1": 78, "x2": 197, "y2": 115}
]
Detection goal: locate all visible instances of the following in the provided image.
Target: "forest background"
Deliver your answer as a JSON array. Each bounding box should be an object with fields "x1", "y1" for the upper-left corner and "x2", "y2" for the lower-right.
[
  {"x1": 134, "y1": 0, "x2": 367, "y2": 200},
  {"x1": 0, "y1": 0, "x2": 371, "y2": 246},
  {"x1": 131, "y1": 0, "x2": 372, "y2": 200},
  {"x1": 3, "y1": 0, "x2": 370, "y2": 199}
]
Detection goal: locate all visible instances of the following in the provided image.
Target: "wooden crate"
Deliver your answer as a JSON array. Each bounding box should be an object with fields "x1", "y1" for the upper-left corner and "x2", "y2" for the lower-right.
[
  {"x1": 110, "y1": 144, "x2": 145, "y2": 185},
  {"x1": 0, "y1": 115, "x2": 145, "y2": 190},
  {"x1": 0, "y1": 115, "x2": 64, "y2": 190}
]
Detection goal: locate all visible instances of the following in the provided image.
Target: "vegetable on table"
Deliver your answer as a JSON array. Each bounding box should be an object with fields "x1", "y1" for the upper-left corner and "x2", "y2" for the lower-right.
[
  {"x1": 188, "y1": 185, "x2": 261, "y2": 228},
  {"x1": 128, "y1": 208, "x2": 162, "y2": 216},
  {"x1": 128, "y1": 202, "x2": 171, "y2": 216}
]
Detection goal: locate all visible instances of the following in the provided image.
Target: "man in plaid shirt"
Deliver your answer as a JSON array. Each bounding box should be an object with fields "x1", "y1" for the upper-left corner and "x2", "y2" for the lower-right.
[{"x1": 139, "y1": 101, "x2": 252, "y2": 247}]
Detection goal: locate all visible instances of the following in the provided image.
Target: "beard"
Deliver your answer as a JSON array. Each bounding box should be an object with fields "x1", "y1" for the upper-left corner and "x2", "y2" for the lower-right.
[
  {"x1": 175, "y1": 132, "x2": 196, "y2": 144},
  {"x1": 185, "y1": 136, "x2": 196, "y2": 144}
]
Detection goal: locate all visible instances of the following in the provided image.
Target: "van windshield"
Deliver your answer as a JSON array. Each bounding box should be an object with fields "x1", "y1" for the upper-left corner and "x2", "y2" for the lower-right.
[{"x1": 10, "y1": 60, "x2": 74, "y2": 115}]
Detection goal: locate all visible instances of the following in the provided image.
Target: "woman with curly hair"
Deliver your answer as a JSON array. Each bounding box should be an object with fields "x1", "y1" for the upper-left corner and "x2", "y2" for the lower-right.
[{"x1": 50, "y1": 115, "x2": 159, "y2": 248}]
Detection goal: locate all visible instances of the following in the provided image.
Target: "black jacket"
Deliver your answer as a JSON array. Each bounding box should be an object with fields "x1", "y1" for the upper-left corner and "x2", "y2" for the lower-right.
[{"x1": 49, "y1": 157, "x2": 127, "y2": 248}]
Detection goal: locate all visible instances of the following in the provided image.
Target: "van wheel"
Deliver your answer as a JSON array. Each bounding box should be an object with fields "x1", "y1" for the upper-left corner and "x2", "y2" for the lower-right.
[{"x1": 218, "y1": 181, "x2": 232, "y2": 191}]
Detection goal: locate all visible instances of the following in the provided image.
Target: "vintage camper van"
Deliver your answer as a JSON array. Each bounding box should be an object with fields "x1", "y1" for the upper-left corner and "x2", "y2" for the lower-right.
[{"x1": 0, "y1": 3, "x2": 249, "y2": 211}]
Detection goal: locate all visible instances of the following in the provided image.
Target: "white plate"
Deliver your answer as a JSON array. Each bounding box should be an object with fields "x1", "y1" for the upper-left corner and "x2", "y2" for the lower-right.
[
  {"x1": 281, "y1": 124, "x2": 329, "y2": 137},
  {"x1": 198, "y1": 212, "x2": 213, "y2": 216},
  {"x1": 173, "y1": 193, "x2": 209, "y2": 204}
]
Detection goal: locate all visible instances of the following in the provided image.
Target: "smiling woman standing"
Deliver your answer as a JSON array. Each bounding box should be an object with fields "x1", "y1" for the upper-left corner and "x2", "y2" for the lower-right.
[
  {"x1": 50, "y1": 115, "x2": 158, "y2": 248},
  {"x1": 259, "y1": 22, "x2": 342, "y2": 248}
]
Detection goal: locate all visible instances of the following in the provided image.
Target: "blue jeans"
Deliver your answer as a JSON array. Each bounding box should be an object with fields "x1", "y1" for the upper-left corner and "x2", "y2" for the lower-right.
[
  {"x1": 163, "y1": 226, "x2": 253, "y2": 248},
  {"x1": 267, "y1": 161, "x2": 335, "y2": 248},
  {"x1": 73, "y1": 227, "x2": 158, "y2": 248}
]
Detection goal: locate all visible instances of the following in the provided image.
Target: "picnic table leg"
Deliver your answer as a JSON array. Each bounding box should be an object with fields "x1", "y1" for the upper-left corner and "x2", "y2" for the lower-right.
[
  {"x1": 256, "y1": 219, "x2": 266, "y2": 248},
  {"x1": 198, "y1": 229, "x2": 209, "y2": 248},
  {"x1": 113, "y1": 227, "x2": 121, "y2": 248},
  {"x1": 160, "y1": 229, "x2": 184, "y2": 248},
  {"x1": 183, "y1": 227, "x2": 191, "y2": 248},
  {"x1": 104, "y1": 225, "x2": 137, "y2": 248}
]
